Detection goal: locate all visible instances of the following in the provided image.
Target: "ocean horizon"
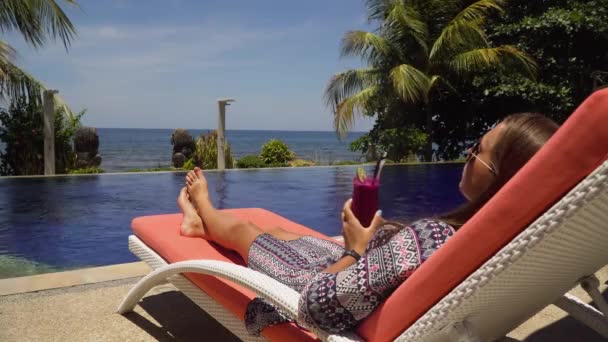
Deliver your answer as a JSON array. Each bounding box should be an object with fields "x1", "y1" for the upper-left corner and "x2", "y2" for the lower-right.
[
  {"x1": 94, "y1": 127, "x2": 369, "y2": 133},
  {"x1": 94, "y1": 128, "x2": 366, "y2": 172},
  {"x1": 0, "y1": 128, "x2": 368, "y2": 173}
]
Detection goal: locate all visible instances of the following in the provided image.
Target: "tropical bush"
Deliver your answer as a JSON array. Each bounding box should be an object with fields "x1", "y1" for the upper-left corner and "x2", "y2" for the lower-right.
[
  {"x1": 326, "y1": 0, "x2": 536, "y2": 161},
  {"x1": 350, "y1": 125, "x2": 427, "y2": 163},
  {"x1": 68, "y1": 167, "x2": 104, "y2": 174},
  {"x1": 192, "y1": 131, "x2": 234, "y2": 169},
  {"x1": 182, "y1": 158, "x2": 195, "y2": 170},
  {"x1": 331, "y1": 160, "x2": 362, "y2": 166},
  {"x1": 171, "y1": 129, "x2": 196, "y2": 168},
  {"x1": 289, "y1": 159, "x2": 316, "y2": 167},
  {"x1": 479, "y1": 0, "x2": 608, "y2": 121},
  {"x1": 236, "y1": 154, "x2": 265, "y2": 169},
  {"x1": 0, "y1": 97, "x2": 84, "y2": 176},
  {"x1": 260, "y1": 139, "x2": 295, "y2": 165}
]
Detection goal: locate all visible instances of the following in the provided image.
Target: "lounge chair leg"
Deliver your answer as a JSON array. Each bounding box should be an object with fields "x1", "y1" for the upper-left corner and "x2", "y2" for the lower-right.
[
  {"x1": 580, "y1": 275, "x2": 608, "y2": 317},
  {"x1": 116, "y1": 268, "x2": 173, "y2": 314},
  {"x1": 554, "y1": 293, "x2": 608, "y2": 338},
  {"x1": 451, "y1": 320, "x2": 482, "y2": 342}
]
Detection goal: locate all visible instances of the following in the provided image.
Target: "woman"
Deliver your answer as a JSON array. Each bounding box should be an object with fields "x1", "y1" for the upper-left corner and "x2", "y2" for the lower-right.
[{"x1": 177, "y1": 113, "x2": 559, "y2": 334}]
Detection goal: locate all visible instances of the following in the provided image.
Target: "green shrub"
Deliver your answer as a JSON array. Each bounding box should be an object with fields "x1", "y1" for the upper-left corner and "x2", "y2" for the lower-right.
[
  {"x1": 68, "y1": 167, "x2": 104, "y2": 174},
  {"x1": 349, "y1": 126, "x2": 427, "y2": 163},
  {"x1": 192, "y1": 131, "x2": 234, "y2": 169},
  {"x1": 0, "y1": 97, "x2": 84, "y2": 176},
  {"x1": 260, "y1": 139, "x2": 295, "y2": 165},
  {"x1": 182, "y1": 158, "x2": 195, "y2": 170},
  {"x1": 331, "y1": 160, "x2": 362, "y2": 166},
  {"x1": 289, "y1": 159, "x2": 316, "y2": 167},
  {"x1": 236, "y1": 154, "x2": 265, "y2": 168}
]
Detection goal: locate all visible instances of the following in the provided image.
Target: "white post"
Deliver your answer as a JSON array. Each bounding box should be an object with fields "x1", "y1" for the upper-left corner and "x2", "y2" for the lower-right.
[
  {"x1": 43, "y1": 90, "x2": 58, "y2": 175},
  {"x1": 217, "y1": 98, "x2": 235, "y2": 170}
]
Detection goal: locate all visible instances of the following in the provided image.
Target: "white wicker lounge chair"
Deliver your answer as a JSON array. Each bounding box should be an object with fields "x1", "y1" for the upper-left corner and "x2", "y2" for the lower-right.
[
  {"x1": 118, "y1": 90, "x2": 608, "y2": 341},
  {"x1": 118, "y1": 160, "x2": 607, "y2": 342}
]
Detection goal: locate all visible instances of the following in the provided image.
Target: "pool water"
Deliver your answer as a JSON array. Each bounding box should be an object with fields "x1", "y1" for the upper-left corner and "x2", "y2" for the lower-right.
[{"x1": 0, "y1": 164, "x2": 465, "y2": 278}]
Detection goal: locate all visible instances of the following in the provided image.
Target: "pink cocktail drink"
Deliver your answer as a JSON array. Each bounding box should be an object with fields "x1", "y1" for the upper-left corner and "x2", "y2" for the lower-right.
[{"x1": 351, "y1": 177, "x2": 380, "y2": 227}]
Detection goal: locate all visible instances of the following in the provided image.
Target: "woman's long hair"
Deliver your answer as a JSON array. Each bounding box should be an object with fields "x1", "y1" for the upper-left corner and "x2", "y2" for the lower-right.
[{"x1": 438, "y1": 113, "x2": 559, "y2": 229}]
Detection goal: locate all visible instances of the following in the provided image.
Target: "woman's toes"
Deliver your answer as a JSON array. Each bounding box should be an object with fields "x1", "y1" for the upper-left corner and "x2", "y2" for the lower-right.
[{"x1": 177, "y1": 187, "x2": 187, "y2": 206}]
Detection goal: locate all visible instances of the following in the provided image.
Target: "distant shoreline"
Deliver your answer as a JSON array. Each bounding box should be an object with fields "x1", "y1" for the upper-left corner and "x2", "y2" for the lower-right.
[{"x1": 93, "y1": 127, "x2": 370, "y2": 134}]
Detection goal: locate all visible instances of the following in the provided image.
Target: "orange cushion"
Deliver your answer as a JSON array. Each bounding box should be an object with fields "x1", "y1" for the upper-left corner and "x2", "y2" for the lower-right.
[
  {"x1": 356, "y1": 89, "x2": 608, "y2": 341},
  {"x1": 132, "y1": 208, "x2": 335, "y2": 342}
]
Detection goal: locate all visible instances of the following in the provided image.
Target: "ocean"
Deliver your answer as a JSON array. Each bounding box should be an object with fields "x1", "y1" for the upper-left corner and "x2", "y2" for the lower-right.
[{"x1": 97, "y1": 128, "x2": 366, "y2": 172}]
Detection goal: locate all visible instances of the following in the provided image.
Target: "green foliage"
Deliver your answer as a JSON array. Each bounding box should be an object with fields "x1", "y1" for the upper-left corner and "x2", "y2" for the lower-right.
[
  {"x1": 182, "y1": 158, "x2": 195, "y2": 170},
  {"x1": 328, "y1": 0, "x2": 608, "y2": 161},
  {"x1": 478, "y1": 0, "x2": 608, "y2": 122},
  {"x1": 289, "y1": 159, "x2": 316, "y2": 167},
  {"x1": 0, "y1": 0, "x2": 77, "y2": 106},
  {"x1": 260, "y1": 139, "x2": 295, "y2": 165},
  {"x1": 192, "y1": 131, "x2": 234, "y2": 170},
  {"x1": 350, "y1": 125, "x2": 427, "y2": 162},
  {"x1": 326, "y1": 0, "x2": 534, "y2": 161},
  {"x1": 68, "y1": 167, "x2": 104, "y2": 174},
  {"x1": 0, "y1": 97, "x2": 84, "y2": 176},
  {"x1": 236, "y1": 154, "x2": 265, "y2": 169},
  {"x1": 331, "y1": 160, "x2": 362, "y2": 166}
]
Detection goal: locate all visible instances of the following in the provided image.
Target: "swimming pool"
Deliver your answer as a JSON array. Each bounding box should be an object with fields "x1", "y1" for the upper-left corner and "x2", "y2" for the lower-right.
[{"x1": 0, "y1": 164, "x2": 465, "y2": 278}]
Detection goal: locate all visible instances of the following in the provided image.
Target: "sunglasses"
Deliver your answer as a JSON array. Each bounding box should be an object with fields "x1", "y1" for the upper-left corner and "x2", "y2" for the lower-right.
[{"x1": 466, "y1": 140, "x2": 497, "y2": 175}]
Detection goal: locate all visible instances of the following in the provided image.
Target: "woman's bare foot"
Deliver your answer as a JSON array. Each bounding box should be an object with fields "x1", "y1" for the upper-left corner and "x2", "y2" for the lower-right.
[
  {"x1": 185, "y1": 167, "x2": 212, "y2": 211},
  {"x1": 177, "y1": 187, "x2": 207, "y2": 238}
]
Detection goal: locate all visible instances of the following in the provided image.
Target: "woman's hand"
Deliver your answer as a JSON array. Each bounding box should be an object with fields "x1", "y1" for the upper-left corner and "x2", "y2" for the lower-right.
[{"x1": 341, "y1": 199, "x2": 384, "y2": 256}]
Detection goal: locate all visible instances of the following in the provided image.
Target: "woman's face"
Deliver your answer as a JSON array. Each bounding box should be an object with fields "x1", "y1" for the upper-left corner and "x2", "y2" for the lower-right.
[{"x1": 459, "y1": 124, "x2": 503, "y2": 201}]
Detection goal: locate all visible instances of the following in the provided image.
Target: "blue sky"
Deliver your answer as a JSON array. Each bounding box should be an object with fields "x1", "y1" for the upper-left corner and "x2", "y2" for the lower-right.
[{"x1": 7, "y1": 0, "x2": 376, "y2": 132}]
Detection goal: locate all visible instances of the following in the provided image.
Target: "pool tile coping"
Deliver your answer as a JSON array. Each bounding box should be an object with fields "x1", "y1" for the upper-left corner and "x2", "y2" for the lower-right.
[
  {"x1": 0, "y1": 238, "x2": 345, "y2": 296},
  {"x1": 0, "y1": 262, "x2": 151, "y2": 296}
]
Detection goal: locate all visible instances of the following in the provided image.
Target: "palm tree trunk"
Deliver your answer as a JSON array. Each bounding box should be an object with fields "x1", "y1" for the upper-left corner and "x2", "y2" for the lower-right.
[{"x1": 425, "y1": 103, "x2": 433, "y2": 162}]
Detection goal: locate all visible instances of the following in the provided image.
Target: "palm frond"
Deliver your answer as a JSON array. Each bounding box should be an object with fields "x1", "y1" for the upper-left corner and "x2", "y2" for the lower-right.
[
  {"x1": 0, "y1": 0, "x2": 77, "y2": 49},
  {"x1": 390, "y1": 64, "x2": 431, "y2": 103},
  {"x1": 0, "y1": 41, "x2": 17, "y2": 70},
  {"x1": 0, "y1": 60, "x2": 74, "y2": 118},
  {"x1": 429, "y1": 19, "x2": 489, "y2": 62},
  {"x1": 453, "y1": 0, "x2": 505, "y2": 23},
  {"x1": 341, "y1": 30, "x2": 393, "y2": 64},
  {"x1": 429, "y1": 0, "x2": 505, "y2": 61},
  {"x1": 334, "y1": 86, "x2": 379, "y2": 139},
  {"x1": 385, "y1": 1, "x2": 428, "y2": 54},
  {"x1": 29, "y1": 0, "x2": 78, "y2": 49},
  {"x1": 325, "y1": 68, "x2": 379, "y2": 113},
  {"x1": 448, "y1": 45, "x2": 537, "y2": 78},
  {"x1": 430, "y1": 75, "x2": 457, "y2": 93},
  {"x1": 365, "y1": 0, "x2": 395, "y2": 22}
]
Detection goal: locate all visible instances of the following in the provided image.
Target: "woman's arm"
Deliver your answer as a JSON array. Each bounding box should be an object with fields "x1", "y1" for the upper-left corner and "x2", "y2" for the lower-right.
[
  {"x1": 322, "y1": 199, "x2": 384, "y2": 274},
  {"x1": 298, "y1": 226, "x2": 419, "y2": 333},
  {"x1": 322, "y1": 254, "x2": 358, "y2": 273},
  {"x1": 298, "y1": 219, "x2": 454, "y2": 333}
]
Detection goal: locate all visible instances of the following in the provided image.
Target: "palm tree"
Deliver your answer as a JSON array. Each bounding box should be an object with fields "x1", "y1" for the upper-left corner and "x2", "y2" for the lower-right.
[
  {"x1": 326, "y1": 0, "x2": 536, "y2": 161},
  {"x1": 0, "y1": 0, "x2": 77, "y2": 115}
]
